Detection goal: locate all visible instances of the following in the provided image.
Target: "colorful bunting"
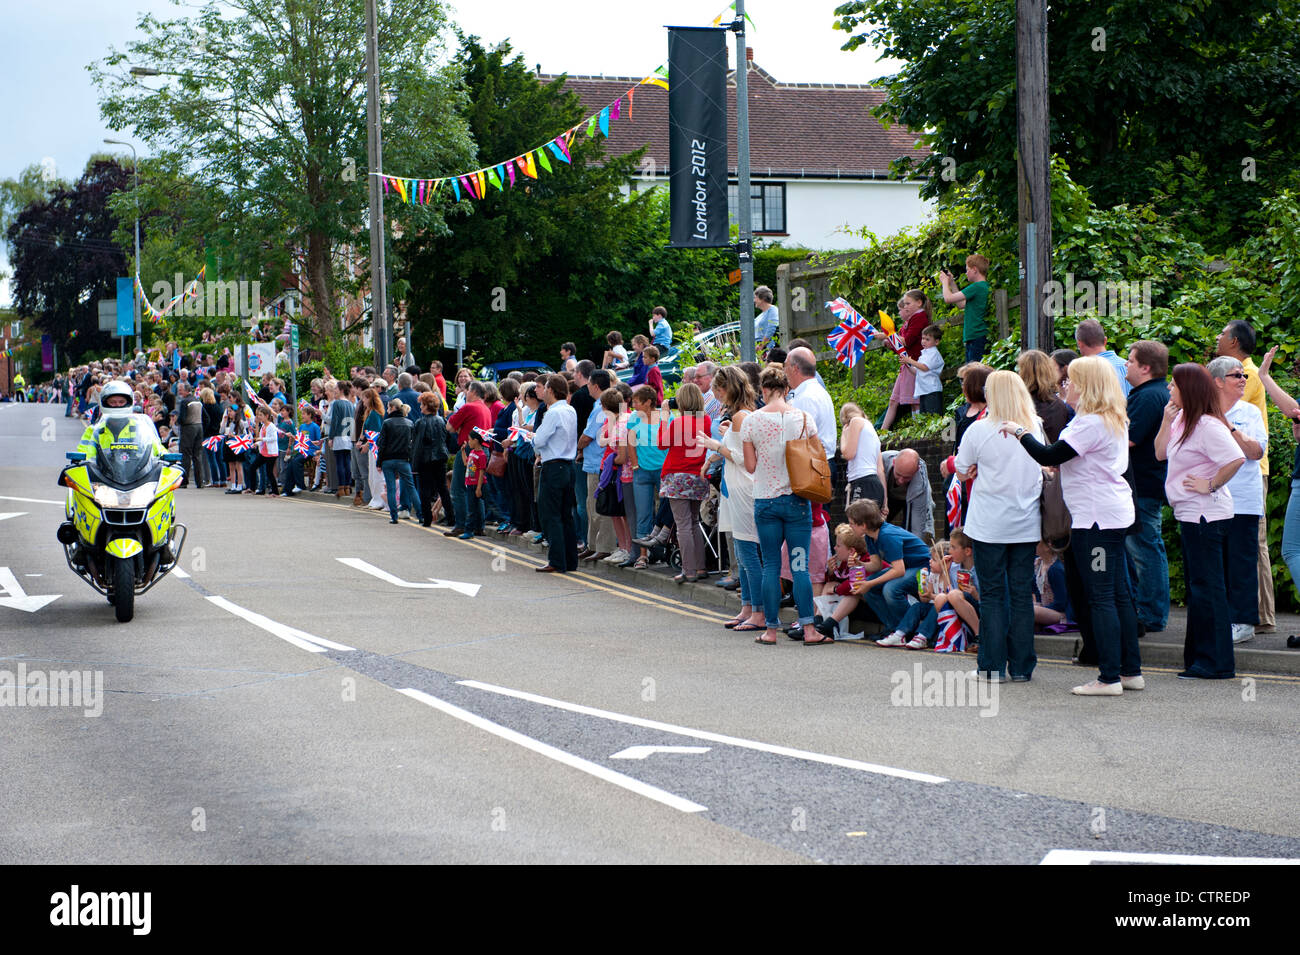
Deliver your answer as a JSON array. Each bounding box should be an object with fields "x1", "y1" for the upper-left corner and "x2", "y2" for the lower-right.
[
  {"x1": 611, "y1": 98, "x2": 621, "y2": 121},
  {"x1": 136, "y1": 264, "x2": 207, "y2": 323},
  {"x1": 599, "y1": 106, "x2": 609, "y2": 137},
  {"x1": 536, "y1": 147, "x2": 552, "y2": 174}
]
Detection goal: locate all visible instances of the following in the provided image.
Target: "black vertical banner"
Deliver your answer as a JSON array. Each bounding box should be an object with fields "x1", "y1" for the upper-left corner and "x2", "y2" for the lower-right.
[{"x1": 668, "y1": 27, "x2": 729, "y2": 248}]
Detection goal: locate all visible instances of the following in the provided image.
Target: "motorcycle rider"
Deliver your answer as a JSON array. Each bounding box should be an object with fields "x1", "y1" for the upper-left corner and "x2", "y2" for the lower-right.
[{"x1": 74, "y1": 379, "x2": 164, "y2": 461}]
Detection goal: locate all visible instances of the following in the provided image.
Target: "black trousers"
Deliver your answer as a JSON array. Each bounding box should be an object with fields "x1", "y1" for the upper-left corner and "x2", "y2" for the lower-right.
[
  {"x1": 538, "y1": 459, "x2": 578, "y2": 571},
  {"x1": 507, "y1": 451, "x2": 536, "y2": 533},
  {"x1": 416, "y1": 460, "x2": 454, "y2": 527},
  {"x1": 1180, "y1": 517, "x2": 1235, "y2": 678},
  {"x1": 1222, "y1": 513, "x2": 1260, "y2": 625}
]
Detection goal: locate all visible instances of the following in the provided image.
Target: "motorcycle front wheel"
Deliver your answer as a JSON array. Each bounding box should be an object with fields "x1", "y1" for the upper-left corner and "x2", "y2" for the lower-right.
[{"x1": 112, "y1": 556, "x2": 135, "y2": 623}]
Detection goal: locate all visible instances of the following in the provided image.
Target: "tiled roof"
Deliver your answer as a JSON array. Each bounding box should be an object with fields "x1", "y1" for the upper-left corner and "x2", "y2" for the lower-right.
[{"x1": 541, "y1": 63, "x2": 930, "y2": 179}]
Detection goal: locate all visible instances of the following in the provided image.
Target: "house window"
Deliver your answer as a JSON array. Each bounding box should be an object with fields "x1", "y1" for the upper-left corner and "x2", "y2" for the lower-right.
[{"x1": 728, "y1": 182, "x2": 786, "y2": 233}]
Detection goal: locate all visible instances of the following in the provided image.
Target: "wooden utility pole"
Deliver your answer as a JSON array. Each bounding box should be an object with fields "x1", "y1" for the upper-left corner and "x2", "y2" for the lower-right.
[{"x1": 1016, "y1": 0, "x2": 1053, "y2": 351}]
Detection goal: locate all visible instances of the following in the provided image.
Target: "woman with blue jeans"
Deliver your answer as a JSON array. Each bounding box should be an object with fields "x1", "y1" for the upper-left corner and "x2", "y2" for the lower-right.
[
  {"x1": 627, "y1": 385, "x2": 665, "y2": 569},
  {"x1": 741, "y1": 365, "x2": 821, "y2": 645},
  {"x1": 697, "y1": 367, "x2": 763, "y2": 630},
  {"x1": 954, "y1": 371, "x2": 1044, "y2": 681},
  {"x1": 1254, "y1": 347, "x2": 1300, "y2": 650},
  {"x1": 1004, "y1": 357, "x2": 1143, "y2": 695},
  {"x1": 376, "y1": 400, "x2": 421, "y2": 524}
]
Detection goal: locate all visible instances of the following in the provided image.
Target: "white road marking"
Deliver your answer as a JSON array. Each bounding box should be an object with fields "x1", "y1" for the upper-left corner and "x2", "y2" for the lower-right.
[
  {"x1": 1041, "y1": 849, "x2": 1300, "y2": 865},
  {"x1": 171, "y1": 567, "x2": 191, "y2": 579},
  {"x1": 397, "y1": 688, "x2": 707, "y2": 813},
  {"x1": 336, "y1": 557, "x2": 480, "y2": 597},
  {"x1": 0, "y1": 567, "x2": 61, "y2": 613},
  {"x1": 206, "y1": 596, "x2": 355, "y2": 654},
  {"x1": 0, "y1": 495, "x2": 62, "y2": 505},
  {"x1": 0, "y1": 512, "x2": 28, "y2": 522},
  {"x1": 611, "y1": 745, "x2": 712, "y2": 760},
  {"x1": 458, "y1": 680, "x2": 948, "y2": 784}
]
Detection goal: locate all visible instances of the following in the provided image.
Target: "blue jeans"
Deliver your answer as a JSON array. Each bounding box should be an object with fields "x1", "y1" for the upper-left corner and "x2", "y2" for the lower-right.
[
  {"x1": 572, "y1": 460, "x2": 589, "y2": 544},
  {"x1": 633, "y1": 468, "x2": 660, "y2": 538},
  {"x1": 1069, "y1": 525, "x2": 1141, "y2": 684},
  {"x1": 1281, "y1": 479, "x2": 1300, "y2": 600},
  {"x1": 733, "y1": 537, "x2": 763, "y2": 609},
  {"x1": 754, "y1": 494, "x2": 814, "y2": 628},
  {"x1": 971, "y1": 538, "x2": 1037, "y2": 679},
  {"x1": 206, "y1": 447, "x2": 227, "y2": 485},
  {"x1": 964, "y1": 337, "x2": 987, "y2": 363},
  {"x1": 488, "y1": 473, "x2": 511, "y2": 526},
  {"x1": 451, "y1": 451, "x2": 467, "y2": 528},
  {"x1": 382, "y1": 460, "x2": 421, "y2": 522},
  {"x1": 864, "y1": 566, "x2": 922, "y2": 631},
  {"x1": 1124, "y1": 496, "x2": 1169, "y2": 630},
  {"x1": 896, "y1": 599, "x2": 937, "y2": 639}
]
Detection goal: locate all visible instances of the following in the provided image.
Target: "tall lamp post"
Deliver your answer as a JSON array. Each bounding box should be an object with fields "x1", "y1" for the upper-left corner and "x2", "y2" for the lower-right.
[{"x1": 103, "y1": 138, "x2": 141, "y2": 357}]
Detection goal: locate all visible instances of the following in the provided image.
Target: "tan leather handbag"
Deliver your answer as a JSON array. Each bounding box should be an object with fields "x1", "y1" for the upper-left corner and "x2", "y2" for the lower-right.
[{"x1": 784, "y1": 412, "x2": 833, "y2": 503}]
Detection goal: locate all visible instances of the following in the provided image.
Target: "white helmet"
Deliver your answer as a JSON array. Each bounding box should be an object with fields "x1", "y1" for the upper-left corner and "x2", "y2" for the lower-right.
[{"x1": 99, "y1": 380, "x2": 135, "y2": 418}]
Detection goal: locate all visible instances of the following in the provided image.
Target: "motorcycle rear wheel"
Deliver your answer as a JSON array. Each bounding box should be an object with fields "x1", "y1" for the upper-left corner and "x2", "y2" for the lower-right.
[{"x1": 112, "y1": 557, "x2": 135, "y2": 623}]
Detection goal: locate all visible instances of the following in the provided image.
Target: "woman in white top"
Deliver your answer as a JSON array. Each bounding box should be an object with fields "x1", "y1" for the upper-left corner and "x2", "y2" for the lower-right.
[
  {"x1": 953, "y1": 370, "x2": 1043, "y2": 681},
  {"x1": 698, "y1": 367, "x2": 762, "y2": 631},
  {"x1": 840, "y1": 401, "x2": 885, "y2": 507},
  {"x1": 741, "y1": 364, "x2": 823, "y2": 645},
  {"x1": 1000, "y1": 356, "x2": 1141, "y2": 696}
]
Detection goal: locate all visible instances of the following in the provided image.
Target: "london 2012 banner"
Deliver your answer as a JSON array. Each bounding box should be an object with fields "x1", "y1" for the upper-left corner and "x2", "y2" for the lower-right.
[{"x1": 668, "y1": 27, "x2": 729, "y2": 248}]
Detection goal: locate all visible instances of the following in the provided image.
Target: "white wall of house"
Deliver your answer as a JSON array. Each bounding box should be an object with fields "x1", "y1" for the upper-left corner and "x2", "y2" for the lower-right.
[{"x1": 628, "y1": 177, "x2": 933, "y2": 250}]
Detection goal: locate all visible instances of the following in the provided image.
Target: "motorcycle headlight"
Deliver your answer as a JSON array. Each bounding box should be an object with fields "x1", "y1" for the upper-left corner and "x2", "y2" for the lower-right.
[{"x1": 92, "y1": 483, "x2": 160, "y2": 508}]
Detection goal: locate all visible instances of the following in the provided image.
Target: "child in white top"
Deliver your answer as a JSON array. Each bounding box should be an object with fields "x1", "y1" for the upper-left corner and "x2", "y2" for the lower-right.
[{"x1": 904, "y1": 323, "x2": 946, "y2": 414}]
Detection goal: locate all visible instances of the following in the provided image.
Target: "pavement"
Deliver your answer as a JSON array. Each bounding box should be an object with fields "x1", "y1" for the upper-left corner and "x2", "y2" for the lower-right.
[{"x1": 2, "y1": 401, "x2": 1297, "y2": 865}]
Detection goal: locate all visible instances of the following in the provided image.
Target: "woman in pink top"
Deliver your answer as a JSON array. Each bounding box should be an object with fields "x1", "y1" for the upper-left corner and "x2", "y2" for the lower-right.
[
  {"x1": 1155, "y1": 364, "x2": 1245, "y2": 679},
  {"x1": 1001, "y1": 357, "x2": 1140, "y2": 696}
]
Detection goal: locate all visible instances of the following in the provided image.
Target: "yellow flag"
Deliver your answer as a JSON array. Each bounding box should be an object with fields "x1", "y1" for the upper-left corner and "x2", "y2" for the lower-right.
[{"x1": 878, "y1": 310, "x2": 896, "y2": 335}]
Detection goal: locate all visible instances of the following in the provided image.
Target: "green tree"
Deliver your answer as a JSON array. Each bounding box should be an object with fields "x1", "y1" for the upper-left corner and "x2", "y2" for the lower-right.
[
  {"x1": 832, "y1": 0, "x2": 1300, "y2": 240},
  {"x1": 91, "y1": 0, "x2": 474, "y2": 342},
  {"x1": 400, "y1": 38, "x2": 737, "y2": 364}
]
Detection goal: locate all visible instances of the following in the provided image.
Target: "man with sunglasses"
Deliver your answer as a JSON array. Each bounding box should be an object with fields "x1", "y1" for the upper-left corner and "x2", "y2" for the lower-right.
[{"x1": 1216, "y1": 320, "x2": 1275, "y2": 634}]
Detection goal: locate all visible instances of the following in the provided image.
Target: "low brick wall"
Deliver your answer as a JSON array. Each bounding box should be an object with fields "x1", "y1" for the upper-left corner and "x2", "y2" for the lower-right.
[{"x1": 827, "y1": 434, "x2": 951, "y2": 540}]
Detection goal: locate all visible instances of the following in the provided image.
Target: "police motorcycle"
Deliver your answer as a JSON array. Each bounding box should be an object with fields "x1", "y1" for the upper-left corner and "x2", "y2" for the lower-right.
[{"x1": 56, "y1": 381, "x2": 188, "y2": 622}]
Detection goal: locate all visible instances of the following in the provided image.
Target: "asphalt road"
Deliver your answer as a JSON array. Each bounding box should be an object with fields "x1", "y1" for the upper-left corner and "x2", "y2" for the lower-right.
[{"x1": 1, "y1": 401, "x2": 1297, "y2": 864}]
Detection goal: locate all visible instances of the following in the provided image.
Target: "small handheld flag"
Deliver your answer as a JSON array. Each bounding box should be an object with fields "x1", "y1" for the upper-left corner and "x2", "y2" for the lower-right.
[
  {"x1": 226, "y1": 433, "x2": 253, "y2": 454},
  {"x1": 202, "y1": 435, "x2": 223, "y2": 452},
  {"x1": 293, "y1": 432, "x2": 311, "y2": 456},
  {"x1": 945, "y1": 476, "x2": 964, "y2": 530}
]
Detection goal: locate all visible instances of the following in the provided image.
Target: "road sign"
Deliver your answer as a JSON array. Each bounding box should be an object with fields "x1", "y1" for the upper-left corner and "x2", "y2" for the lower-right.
[
  {"x1": 290, "y1": 323, "x2": 299, "y2": 349},
  {"x1": 442, "y1": 319, "x2": 465, "y2": 349},
  {"x1": 97, "y1": 300, "x2": 117, "y2": 333}
]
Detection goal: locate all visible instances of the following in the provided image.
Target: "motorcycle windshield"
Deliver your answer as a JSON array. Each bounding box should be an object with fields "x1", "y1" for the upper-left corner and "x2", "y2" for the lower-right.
[{"x1": 89, "y1": 417, "x2": 162, "y2": 489}]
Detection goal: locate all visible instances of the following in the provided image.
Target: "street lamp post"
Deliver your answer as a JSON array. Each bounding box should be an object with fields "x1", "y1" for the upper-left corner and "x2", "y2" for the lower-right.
[{"x1": 104, "y1": 138, "x2": 142, "y2": 357}]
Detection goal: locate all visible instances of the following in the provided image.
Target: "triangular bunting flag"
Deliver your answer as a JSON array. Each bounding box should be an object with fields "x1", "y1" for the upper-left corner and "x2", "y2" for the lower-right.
[
  {"x1": 627, "y1": 87, "x2": 634, "y2": 119},
  {"x1": 536, "y1": 147, "x2": 552, "y2": 173},
  {"x1": 495, "y1": 164, "x2": 506, "y2": 188},
  {"x1": 506, "y1": 161, "x2": 516, "y2": 187},
  {"x1": 523, "y1": 153, "x2": 538, "y2": 179},
  {"x1": 599, "y1": 106, "x2": 609, "y2": 136},
  {"x1": 475, "y1": 170, "x2": 486, "y2": 197},
  {"x1": 395, "y1": 178, "x2": 408, "y2": 203},
  {"x1": 381, "y1": 177, "x2": 390, "y2": 194},
  {"x1": 460, "y1": 174, "x2": 476, "y2": 199},
  {"x1": 552, "y1": 137, "x2": 570, "y2": 163},
  {"x1": 586, "y1": 115, "x2": 598, "y2": 137},
  {"x1": 611, "y1": 98, "x2": 621, "y2": 121},
  {"x1": 451, "y1": 177, "x2": 461, "y2": 201},
  {"x1": 488, "y1": 167, "x2": 503, "y2": 191}
]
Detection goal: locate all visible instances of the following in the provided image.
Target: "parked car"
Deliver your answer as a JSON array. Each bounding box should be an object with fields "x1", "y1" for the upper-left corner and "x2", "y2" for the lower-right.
[
  {"x1": 615, "y1": 322, "x2": 741, "y2": 387},
  {"x1": 478, "y1": 360, "x2": 554, "y2": 383}
]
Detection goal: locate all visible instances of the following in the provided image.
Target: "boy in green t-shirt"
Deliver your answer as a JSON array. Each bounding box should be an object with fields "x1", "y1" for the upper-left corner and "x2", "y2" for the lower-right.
[{"x1": 939, "y1": 254, "x2": 990, "y2": 363}]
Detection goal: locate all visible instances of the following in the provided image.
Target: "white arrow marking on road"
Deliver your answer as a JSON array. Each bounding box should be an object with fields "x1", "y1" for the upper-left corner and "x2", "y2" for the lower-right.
[
  {"x1": 1040, "y1": 849, "x2": 1300, "y2": 865},
  {"x1": 0, "y1": 567, "x2": 61, "y2": 613},
  {"x1": 206, "y1": 596, "x2": 355, "y2": 654},
  {"x1": 398, "y1": 688, "x2": 707, "y2": 813},
  {"x1": 611, "y1": 745, "x2": 712, "y2": 760},
  {"x1": 0, "y1": 496, "x2": 62, "y2": 505},
  {"x1": 336, "y1": 557, "x2": 481, "y2": 597},
  {"x1": 0, "y1": 512, "x2": 28, "y2": 522}
]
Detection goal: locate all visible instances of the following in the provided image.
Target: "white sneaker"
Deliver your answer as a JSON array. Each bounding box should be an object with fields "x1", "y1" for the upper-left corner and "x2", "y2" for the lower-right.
[
  {"x1": 396, "y1": 510, "x2": 410, "y2": 520},
  {"x1": 1120, "y1": 675, "x2": 1145, "y2": 691},
  {"x1": 1071, "y1": 680, "x2": 1123, "y2": 696},
  {"x1": 970, "y1": 669, "x2": 1005, "y2": 683},
  {"x1": 905, "y1": 634, "x2": 929, "y2": 650},
  {"x1": 603, "y1": 550, "x2": 628, "y2": 563},
  {"x1": 367, "y1": 501, "x2": 385, "y2": 510},
  {"x1": 1231, "y1": 623, "x2": 1254, "y2": 644},
  {"x1": 875, "y1": 632, "x2": 907, "y2": 647}
]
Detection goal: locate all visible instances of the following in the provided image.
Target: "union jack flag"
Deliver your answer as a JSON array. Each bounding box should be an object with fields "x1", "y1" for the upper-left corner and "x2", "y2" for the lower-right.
[
  {"x1": 226, "y1": 433, "x2": 253, "y2": 454},
  {"x1": 945, "y1": 476, "x2": 964, "y2": 530},
  {"x1": 293, "y1": 432, "x2": 311, "y2": 456},
  {"x1": 933, "y1": 607, "x2": 967, "y2": 653},
  {"x1": 507, "y1": 426, "x2": 534, "y2": 442},
  {"x1": 365, "y1": 429, "x2": 380, "y2": 460},
  {"x1": 298, "y1": 399, "x2": 314, "y2": 415},
  {"x1": 244, "y1": 380, "x2": 259, "y2": 404},
  {"x1": 824, "y1": 298, "x2": 877, "y2": 369},
  {"x1": 202, "y1": 435, "x2": 223, "y2": 452},
  {"x1": 472, "y1": 427, "x2": 496, "y2": 445}
]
